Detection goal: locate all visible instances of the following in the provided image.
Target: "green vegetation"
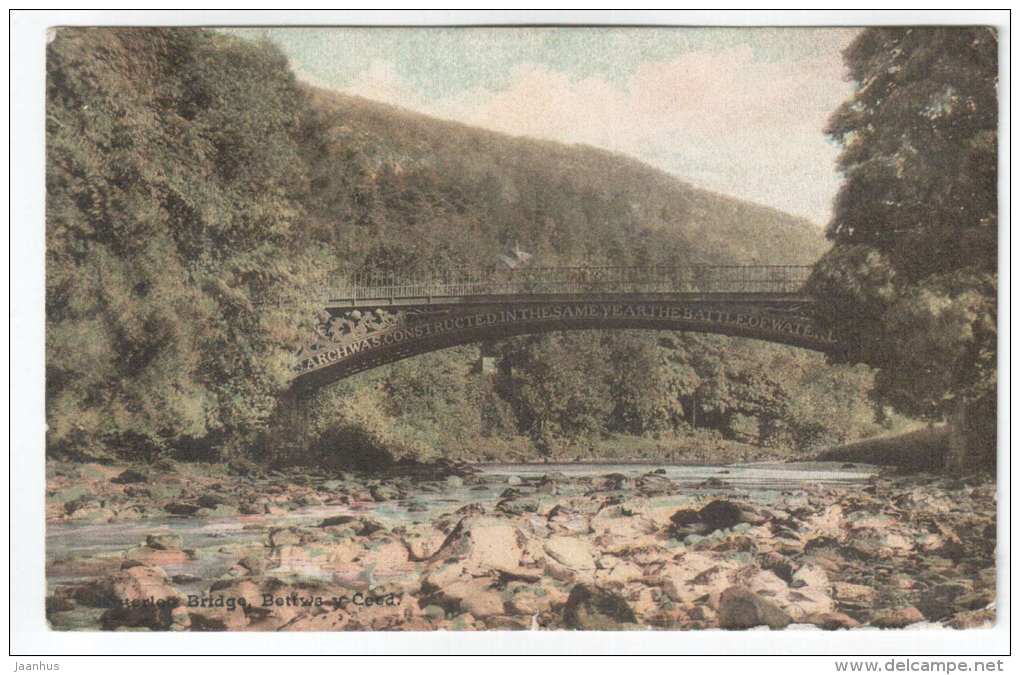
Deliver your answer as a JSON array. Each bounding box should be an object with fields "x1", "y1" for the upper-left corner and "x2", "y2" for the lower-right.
[
  {"x1": 46, "y1": 28, "x2": 899, "y2": 468},
  {"x1": 809, "y1": 27, "x2": 998, "y2": 470},
  {"x1": 46, "y1": 29, "x2": 322, "y2": 460}
]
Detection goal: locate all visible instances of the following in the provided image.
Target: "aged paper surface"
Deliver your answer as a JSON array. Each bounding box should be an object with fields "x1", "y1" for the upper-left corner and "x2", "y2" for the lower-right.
[{"x1": 39, "y1": 23, "x2": 998, "y2": 639}]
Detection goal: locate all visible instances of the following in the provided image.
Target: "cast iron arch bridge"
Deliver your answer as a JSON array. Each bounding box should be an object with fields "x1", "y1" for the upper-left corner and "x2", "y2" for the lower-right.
[{"x1": 292, "y1": 265, "x2": 841, "y2": 391}]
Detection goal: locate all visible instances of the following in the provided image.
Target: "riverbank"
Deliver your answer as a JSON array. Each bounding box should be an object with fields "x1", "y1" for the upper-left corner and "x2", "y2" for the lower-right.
[
  {"x1": 44, "y1": 458, "x2": 995, "y2": 631},
  {"x1": 467, "y1": 436, "x2": 799, "y2": 469},
  {"x1": 818, "y1": 426, "x2": 949, "y2": 471}
]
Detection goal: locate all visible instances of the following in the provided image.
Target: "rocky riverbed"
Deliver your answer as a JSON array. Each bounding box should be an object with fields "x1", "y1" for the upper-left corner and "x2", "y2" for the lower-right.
[{"x1": 45, "y1": 460, "x2": 996, "y2": 631}]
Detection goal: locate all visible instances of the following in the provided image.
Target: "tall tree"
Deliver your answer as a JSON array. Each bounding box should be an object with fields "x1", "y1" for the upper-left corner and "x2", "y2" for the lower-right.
[
  {"x1": 809, "y1": 27, "x2": 997, "y2": 467},
  {"x1": 46, "y1": 29, "x2": 319, "y2": 458}
]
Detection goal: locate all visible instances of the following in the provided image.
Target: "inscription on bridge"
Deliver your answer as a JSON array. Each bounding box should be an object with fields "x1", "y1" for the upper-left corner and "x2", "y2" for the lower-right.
[{"x1": 295, "y1": 301, "x2": 836, "y2": 376}]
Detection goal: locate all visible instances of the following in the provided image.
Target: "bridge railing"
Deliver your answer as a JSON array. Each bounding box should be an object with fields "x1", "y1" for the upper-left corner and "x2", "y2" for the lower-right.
[{"x1": 323, "y1": 265, "x2": 813, "y2": 303}]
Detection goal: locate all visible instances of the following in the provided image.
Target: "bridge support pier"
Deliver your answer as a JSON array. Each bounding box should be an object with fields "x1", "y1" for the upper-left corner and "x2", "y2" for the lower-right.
[{"x1": 261, "y1": 387, "x2": 315, "y2": 466}]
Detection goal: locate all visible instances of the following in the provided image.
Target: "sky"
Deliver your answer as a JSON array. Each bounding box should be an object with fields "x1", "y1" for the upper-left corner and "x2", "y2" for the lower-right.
[{"x1": 227, "y1": 27, "x2": 861, "y2": 226}]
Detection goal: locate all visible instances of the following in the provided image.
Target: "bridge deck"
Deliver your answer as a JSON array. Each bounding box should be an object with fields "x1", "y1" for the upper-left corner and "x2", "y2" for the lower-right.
[
  {"x1": 324, "y1": 291, "x2": 815, "y2": 309},
  {"x1": 324, "y1": 265, "x2": 813, "y2": 309}
]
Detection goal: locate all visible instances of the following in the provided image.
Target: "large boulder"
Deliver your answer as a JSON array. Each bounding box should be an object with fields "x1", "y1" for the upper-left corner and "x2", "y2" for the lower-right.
[
  {"x1": 423, "y1": 517, "x2": 538, "y2": 587},
  {"x1": 562, "y1": 584, "x2": 637, "y2": 630},
  {"x1": 546, "y1": 504, "x2": 592, "y2": 535},
  {"x1": 594, "y1": 557, "x2": 644, "y2": 590},
  {"x1": 654, "y1": 552, "x2": 741, "y2": 606},
  {"x1": 636, "y1": 472, "x2": 675, "y2": 495},
  {"x1": 123, "y1": 534, "x2": 191, "y2": 567},
  {"x1": 669, "y1": 500, "x2": 767, "y2": 538},
  {"x1": 915, "y1": 583, "x2": 971, "y2": 621},
  {"x1": 717, "y1": 586, "x2": 792, "y2": 630},
  {"x1": 355, "y1": 539, "x2": 415, "y2": 583},
  {"x1": 543, "y1": 536, "x2": 596, "y2": 582},
  {"x1": 832, "y1": 581, "x2": 878, "y2": 605},
  {"x1": 745, "y1": 569, "x2": 833, "y2": 622},
  {"x1": 803, "y1": 611, "x2": 861, "y2": 630},
  {"x1": 100, "y1": 564, "x2": 182, "y2": 630},
  {"x1": 401, "y1": 526, "x2": 449, "y2": 561},
  {"x1": 423, "y1": 577, "x2": 506, "y2": 618},
  {"x1": 65, "y1": 500, "x2": 115, "y2": 523},
  {"x1": 504, "y1": 579, "x2": 569, "y2": 616}
]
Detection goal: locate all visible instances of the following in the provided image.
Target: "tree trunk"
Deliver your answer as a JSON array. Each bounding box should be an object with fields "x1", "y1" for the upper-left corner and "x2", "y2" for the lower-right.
[{"x1": 945, "y1": 394, "x2": 997, "y2": 474}]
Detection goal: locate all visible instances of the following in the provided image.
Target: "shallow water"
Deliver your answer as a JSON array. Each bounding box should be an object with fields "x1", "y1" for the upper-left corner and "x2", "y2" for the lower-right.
[
  {"x1": 46, "y1": 461, "x2": 874, "y2": 597},
  {"x1": 479, "y1": 461, "x2": 873, "y2": 486}
]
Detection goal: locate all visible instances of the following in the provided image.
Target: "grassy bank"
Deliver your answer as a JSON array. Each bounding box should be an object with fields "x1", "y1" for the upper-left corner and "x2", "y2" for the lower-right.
[{"x1": 817, "y1": 425, "x2": 948, "y2": 471}]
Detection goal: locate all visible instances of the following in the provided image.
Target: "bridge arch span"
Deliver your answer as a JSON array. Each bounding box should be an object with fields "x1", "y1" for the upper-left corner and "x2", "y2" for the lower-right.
[{"x1": 291, "y1": 297, "x2": 842, "y2": 392}]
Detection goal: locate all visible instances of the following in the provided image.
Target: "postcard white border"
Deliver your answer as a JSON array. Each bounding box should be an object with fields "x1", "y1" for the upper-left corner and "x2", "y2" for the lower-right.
[{"x1": 9, "y1": 8, "x2": 1012, "y2": 657}]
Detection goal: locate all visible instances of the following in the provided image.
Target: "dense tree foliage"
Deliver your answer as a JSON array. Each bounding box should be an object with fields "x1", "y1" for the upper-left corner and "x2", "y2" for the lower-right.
[
  {"x1": 809, "y1": 28, "x2": 997, "y2": 467},
  {"x1": 298, "y1": 87, "x2": 830, "y2": 275},
  {"x1": 46, "y1": 28, "x2": 893, "y2": 465},
  {"x1": 46, "y1": 29, "x2": 321, "y2": 459}
]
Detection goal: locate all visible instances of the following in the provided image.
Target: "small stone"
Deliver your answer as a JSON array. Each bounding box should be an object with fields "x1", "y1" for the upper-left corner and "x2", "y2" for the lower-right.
[
  {"x1": 197, "y1": 494, "x2": 224, "y2": 509},
  {"x1": 236, "y1": 556, "x2": 264, "y2": 575},
  {"x1": 946, "y1": 607, "x2": 995, "y2": 629},
  {"x1": 871, "y1": 606, "x2": 925, "y2": 628},
  {"x1": 916, "y1": 583, "x2": 970, "y2": 621},
  {"x1": 111, "y1": 469, "x2": 148, "y2": 484},
  {"x1": 758, "y1": 552, "x2": 794, "y2": 584},
  {"x1": 497, "y1": 497, "x2": 539, "y2": 516},
  {"x1": 434, "y1": 577, "x2": 505, "y2": 618},
  {"x1": 267, "y1": 527, "x2": 304, "y2": 547},
  {"x1": 170, "y1": 606, "x2": 191, "y2": 631},
  {"x1": 599, "y1": 473, "x2": 631, "y2": 491},
  {"x1": 669, "y1": 509, "x2": 708, "y2": 538},
  {"x1": 832, "y1": 581, "x2": 878, "y2": 604},
  {"x1": 319, "y1": 514, "x2": 356, "y2": 527},
  {"x1": 164, "y1": 502, "x2": 201, "y2": 516},
  {"x1": 804, "y1": 611, "x2": 860, "y2": 630},
  {"x1": 145, "y1": 533, "x2": 183, "y2": 550},
  {"x1": 297, "y1": 493, "x2": 324, "y2": 506},
  {"x1": 123, "y1": 545, "x2": 189, "y2": 567},
  {"x1": 170, "y1": 574, "x2": 203, "y2": 584},
  {"x1": 369, "y1": 484, "x2": 401, "y2": 502}
]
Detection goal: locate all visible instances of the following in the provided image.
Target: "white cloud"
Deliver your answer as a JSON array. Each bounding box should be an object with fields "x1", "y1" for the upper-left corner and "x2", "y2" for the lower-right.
[
  {"x1": 315, "y1": 39, "x2": 856, "y2": 226},
  {"x1": 345, "y1": 59, "x2": 424, "y2": 107}
]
